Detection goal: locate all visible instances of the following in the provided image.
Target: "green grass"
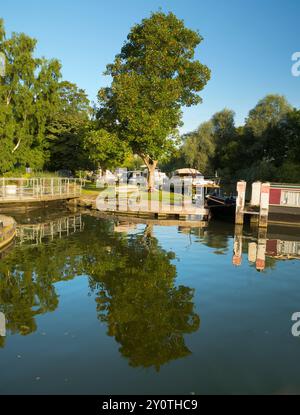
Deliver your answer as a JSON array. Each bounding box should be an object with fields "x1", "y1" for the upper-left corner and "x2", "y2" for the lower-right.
[
  {"x1": 139, "y1": 190, "x2": 183, "y2": 204},
  {"x1": 81, "y1": 182, "x2": 184, "y2": 204},
  {"x1": 81, "y1": 181, "x2": 100, "y2": 195}
]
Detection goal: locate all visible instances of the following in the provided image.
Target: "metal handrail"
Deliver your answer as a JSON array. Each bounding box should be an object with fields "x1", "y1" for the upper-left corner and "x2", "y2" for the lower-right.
[{"x1": 0, "y1": 178, "x2": 83, "y2": 200}]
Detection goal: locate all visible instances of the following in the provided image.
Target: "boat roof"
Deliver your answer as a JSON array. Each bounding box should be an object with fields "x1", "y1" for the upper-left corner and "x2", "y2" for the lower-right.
[{"x1": 175, "y1": 168, "x2": 202, "y2": 175}]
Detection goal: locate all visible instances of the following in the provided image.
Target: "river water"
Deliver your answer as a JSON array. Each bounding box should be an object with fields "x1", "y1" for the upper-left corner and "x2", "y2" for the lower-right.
[{"x1": 0, "y1": 210, "x2": 300, "y2": 394}]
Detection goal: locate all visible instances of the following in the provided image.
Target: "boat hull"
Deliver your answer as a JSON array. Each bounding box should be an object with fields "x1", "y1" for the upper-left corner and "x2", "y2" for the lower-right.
[{"x1": 206, "y1": 196, "x2": 236, "y2": 222}]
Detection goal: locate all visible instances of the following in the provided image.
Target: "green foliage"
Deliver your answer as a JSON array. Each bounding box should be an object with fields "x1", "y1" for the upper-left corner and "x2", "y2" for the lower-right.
[
  {"x1": 245, "y1": 95, "x2": 292, "y2": 137},
  {"x1": 0, "y1": 18, "x2": 63, "y2": 173},
  {"x1": 46, "y1": 81, "x2": 92, "y2": 172},
  {"x1": 96, "y1": 11, "x2": 210, "y2": 187},
  {"x1": 0, "y1": 18, "x2": 91, "y2": 175},
  {"x1": 211, "y1": 109, "x2": 237, "y2": 170},
  {"x1": 182, "y1": 121, "x2": 215, "y2": 173},
  {"x1": 83, "y1": 128, "x2": 128, "y2": 171},
  {"x1": 171, "y1": 95, "x2": 300, "y2": 183}
]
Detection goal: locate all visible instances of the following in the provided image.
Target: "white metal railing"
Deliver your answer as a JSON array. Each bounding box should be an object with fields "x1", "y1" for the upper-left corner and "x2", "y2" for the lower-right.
[{"x1": 0, "y1": 178, "x2": 83, "y2": 200}]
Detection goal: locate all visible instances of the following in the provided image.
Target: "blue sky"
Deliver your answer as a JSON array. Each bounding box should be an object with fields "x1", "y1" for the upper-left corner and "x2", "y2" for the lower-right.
[{"x1": 1, "y1": 0, "x2": 300, "y2": 132}]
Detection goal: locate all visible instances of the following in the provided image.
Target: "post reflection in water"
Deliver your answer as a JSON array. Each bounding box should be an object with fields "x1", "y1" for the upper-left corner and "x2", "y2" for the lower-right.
[
  {"x1": 0, "y1": 213, "x2": 200, "y2": 371},
  {"x1": 232, "y1": 223, "x2": 300, "y2": 271},
  {"x1": 0, "y1": 312, "x2": 5, "y2": 336}
]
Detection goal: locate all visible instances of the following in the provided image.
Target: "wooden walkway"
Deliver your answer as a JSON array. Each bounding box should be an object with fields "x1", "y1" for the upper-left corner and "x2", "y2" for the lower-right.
[{"x1": 0, "y1": 178, "x2": 83, "y2": 204}]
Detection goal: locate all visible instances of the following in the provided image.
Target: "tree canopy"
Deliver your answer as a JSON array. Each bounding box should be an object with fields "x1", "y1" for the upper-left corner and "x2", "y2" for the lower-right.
[
  {"x1": 164, "y1": 94, "x2": 300, "y2": 183},
  {"x1": 96, "y1": 11, "x2": 210, "y2": 189},
  {"x1": 0, "y1": 18, "x2": 92, "y2": 175}
]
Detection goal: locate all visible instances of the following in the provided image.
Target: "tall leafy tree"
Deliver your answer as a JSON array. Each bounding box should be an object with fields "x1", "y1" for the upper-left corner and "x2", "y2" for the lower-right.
[
  {"x1": 83, "y1": 128, "x2": 128, "y2": 172},
  {"x1": 97, "y1": 11, "x2": 210, "y2": 190},
  {"x1": 46, "y1": 81, "x2": 92, "y2": 172},
  {"x1": 245, "y1": 94, "x2": 292, "y2": 138},
  {"x1": 182, "y1": 121, "x2": 215, "y2": 173},
  {"x1": 211, "y1": 108, "x2": 237, "y2": 171},
  {"x1": 0, "y1": 18, "x2": 62, "y2": 173}
]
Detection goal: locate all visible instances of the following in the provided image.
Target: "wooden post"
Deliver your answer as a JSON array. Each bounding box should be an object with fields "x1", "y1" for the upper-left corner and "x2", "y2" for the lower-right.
[
  {"x1": 235, "y1": 181, "x2": 246, "y2": 225},
  {"x1": 258, "y1": 182, "x2": 270, "y2": 228}
]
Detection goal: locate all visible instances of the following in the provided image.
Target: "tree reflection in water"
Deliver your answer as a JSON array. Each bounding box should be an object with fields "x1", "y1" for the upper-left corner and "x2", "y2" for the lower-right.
[
  {"x1": 0, "y1": 215, "x2": 200, "y2": 370},
  {"x1": 87, "y1": 224, "x2": 199, "y2": 370}
]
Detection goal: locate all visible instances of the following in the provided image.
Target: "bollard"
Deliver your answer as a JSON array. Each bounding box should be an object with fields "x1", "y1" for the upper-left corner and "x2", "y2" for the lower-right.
[
  {"x1": 235, "y1": 181, "x2": 246, "y2": 225},
  {"x1": 259, "y1": 182, "x2": 270, "y2": 228}
]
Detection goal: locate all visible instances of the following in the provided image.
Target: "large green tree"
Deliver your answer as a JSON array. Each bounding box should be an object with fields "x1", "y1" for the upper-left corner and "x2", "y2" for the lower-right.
[
  {"x1": 172, "y1": 95, "x2": 298, "y2": 183},
  {"x1": 83, "y1": 128, "x2": 128, "y2": 172},
  {"x1": 245, "y1": 94, "x2": 292, "y2": 138},
  {"x1": 182, "y1": 120, "x2": 215, "y2": 173},
  {"x1": 211, "y1": 108, "x2": 237, "y2": 172},
  {"x1": 0, "y1": 18, "x2": 62, "y2": 173},
  {"x1": 97, "y1": 11, "x2": 210, "y2": 190},
  {"x1": 46, "y1": 81, "x2": 92, "y2": 172}
]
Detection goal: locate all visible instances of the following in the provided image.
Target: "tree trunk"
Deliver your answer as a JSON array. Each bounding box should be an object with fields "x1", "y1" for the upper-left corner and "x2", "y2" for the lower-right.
[{"x1": 142, "y1": 155, "x2": 158, "y2": 192}]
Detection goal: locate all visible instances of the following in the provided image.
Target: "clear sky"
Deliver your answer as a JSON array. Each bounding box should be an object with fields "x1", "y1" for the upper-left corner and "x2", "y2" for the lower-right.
[{"x1": 1, "y1": 0, "x2": 300, "y2": 132}]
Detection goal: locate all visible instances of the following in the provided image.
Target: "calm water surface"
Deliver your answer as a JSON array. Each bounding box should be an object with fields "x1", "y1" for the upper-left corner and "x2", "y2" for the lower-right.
[{"x1": 0, "y1": 210, "x2": 300, "y2": 394}]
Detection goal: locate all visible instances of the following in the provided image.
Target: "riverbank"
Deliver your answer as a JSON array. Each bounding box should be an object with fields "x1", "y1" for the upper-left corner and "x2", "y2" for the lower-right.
[{"x1": 76, "y1": 187, "x2": 209, "y2": 221}]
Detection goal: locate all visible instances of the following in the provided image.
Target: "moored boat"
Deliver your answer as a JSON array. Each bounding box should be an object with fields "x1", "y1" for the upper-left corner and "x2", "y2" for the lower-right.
[{"x1": 206, "y1": 194, "x2": 236, "y2": 221}]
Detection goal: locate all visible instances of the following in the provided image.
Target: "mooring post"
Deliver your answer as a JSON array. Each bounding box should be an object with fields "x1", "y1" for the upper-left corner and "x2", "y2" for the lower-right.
[
  {"x1": 235, "y1": 181, "x2": 246, "y2": 225},
  {"x1": 258, "y1": 182, "x2": 270, "y2": 228}
]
